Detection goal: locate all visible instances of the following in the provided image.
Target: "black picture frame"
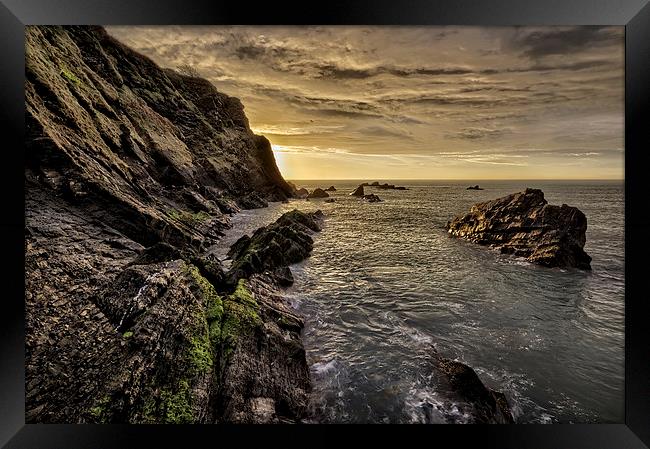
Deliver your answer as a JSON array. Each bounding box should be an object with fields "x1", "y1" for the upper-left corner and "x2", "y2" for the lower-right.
[{"x1": 2, "y1": 0, "x2": 649, "y2": 447}]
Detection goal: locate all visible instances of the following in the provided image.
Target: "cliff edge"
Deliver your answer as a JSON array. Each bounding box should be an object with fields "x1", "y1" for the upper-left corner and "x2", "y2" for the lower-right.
[{"x1": 25, "y1": 26, "x2": 309, "y2": 424}]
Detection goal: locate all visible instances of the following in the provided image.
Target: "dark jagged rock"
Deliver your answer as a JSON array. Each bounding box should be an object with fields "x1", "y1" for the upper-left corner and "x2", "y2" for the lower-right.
[
  {"x1": 295, "y1": 188, "x2": 309, "y2": 199},
  {"x1": 362, "y1": 194, "x2": 382, "y2": 203},
  {"x1": 25, "y1": 25, "x2": 318, "y2": 425},
  {"x1": 213, "y1": 197, "x2": 241, "y2": 215},
  {"x1": 216, "y1": 274, "x2": 311, "y2": 423},
  {"x1": 269, "y1": 266, "x2": 294, "y2": 287},
  {"x1": 363, "y1": 182, "x2": 409, "y2": 190},
  {"x1": 213, "y1": 210, "x2": 324, "y2": 423},
  {"x1": 325, "y1": 198, "x2": 336, "y2": 203},
  {"x1": 307, "y1": 188, "x2": 329, "y2": 199},
  {"x1": 131, "y1": 242, "x2": 183, "y2": 265},
  {"x1": 350, "y1": 185, "x2": 365, "y2": 197},
  {"x1": 436, "y1": 356, "x2": 514, "y2": 424},
  {"x1": 237, "y1": 192, "x2": 269, "y2": 210},
  {"x1": 467, "y1": 185, "x2": 484, "y2": 190},
  {"x1": 446, "y1": 188, "x2": 591, "y2": 269},
  {"x1": 324, "y1": 185, "x2": 336, "y2": 191},
  {"x1": 226, "y1": 210, "x2": 323, "y2": 285},
  {"x1": 26, "y1": 26, "x2": 292, "y2": 251}
]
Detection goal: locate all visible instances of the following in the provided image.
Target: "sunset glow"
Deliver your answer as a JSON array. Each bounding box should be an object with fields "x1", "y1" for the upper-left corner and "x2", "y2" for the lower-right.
[{"x1": 107, "y1": 26, "x2": 625, "y2": 180}]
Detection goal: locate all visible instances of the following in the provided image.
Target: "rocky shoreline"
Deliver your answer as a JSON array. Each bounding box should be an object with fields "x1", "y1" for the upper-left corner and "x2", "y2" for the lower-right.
[
  {"x1": 24, "y1": 25, "x2": 521, "y2": 424},
  {"x1": 24, "y1": 25, "x2": 310, "y2": 423}
]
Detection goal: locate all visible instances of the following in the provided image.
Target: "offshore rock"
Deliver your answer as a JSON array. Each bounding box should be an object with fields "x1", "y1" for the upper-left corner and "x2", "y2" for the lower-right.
[
  {"x1": 350, "y1": 185, "x2": 365, "y2": 197},
  {"x1": 467, "y1": 185, "x2": 484, "y2": 190},
  {"x1": 324, "y1": 185, "x2": 336, "y2": 191},
  {"x1": 307, "y1": 188, "x2": 329, "y2": 199},
  {"x1": 295, "y1": 188, "x2": 309, "y2": 199},
  {"x1": 446, "y1": 188, "x2": 591, "y2": 269},
  {"x1": 435, "y1": 356, "x2": 514, "y2": 424},
  {"x1": 362, "y1": 194, "x2": 382, "y2": 203}
]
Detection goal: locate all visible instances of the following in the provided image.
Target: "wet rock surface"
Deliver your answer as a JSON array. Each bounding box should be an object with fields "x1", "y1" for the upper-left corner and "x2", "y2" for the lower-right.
[
  {"x1": 434, "y1": 356, "x2": 514, "y2": 424},
  {"x1": 446, "y1": 188, "x2": 591, "y2": 269},
  {"x1": 226, "y1": 210, "x2": 323, "y2": 285}
]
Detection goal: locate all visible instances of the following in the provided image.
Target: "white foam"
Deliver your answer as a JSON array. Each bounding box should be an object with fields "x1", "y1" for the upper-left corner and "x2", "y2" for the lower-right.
[{"x1": 311, "y1": 359, "x2": 338, "y2": 375}]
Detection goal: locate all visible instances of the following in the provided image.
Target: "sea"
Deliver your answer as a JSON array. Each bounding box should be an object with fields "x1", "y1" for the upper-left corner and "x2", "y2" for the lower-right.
[{"x1": 212, "y1": 180, "x2": 624, "y2": 424}]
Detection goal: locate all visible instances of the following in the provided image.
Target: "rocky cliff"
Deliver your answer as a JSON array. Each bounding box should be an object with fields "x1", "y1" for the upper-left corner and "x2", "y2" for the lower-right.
[
  {"x1": 446, "y1": 188, "x2": 592, "y2": 270},
  {"x1": 26, "y1": 26, "x2": 293, "y2": 252},
  {"x1": 24, "y1": 25, "x2": 313, "y2": 424}
]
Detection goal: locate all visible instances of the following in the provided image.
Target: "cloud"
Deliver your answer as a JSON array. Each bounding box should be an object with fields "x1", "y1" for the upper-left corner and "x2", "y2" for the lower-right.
[
  {"x1": 358, "y1": 125, "x2": 414, "y2": 140},
  {"x1": 447, "y1": 127, "x2": 513, "y2": 140},
  {"x1": 105, "y1": 25, "x2": 624, "y2": 179},
  {"x1": 507, "y1": 26, "x2": 623, "y2": 59}
]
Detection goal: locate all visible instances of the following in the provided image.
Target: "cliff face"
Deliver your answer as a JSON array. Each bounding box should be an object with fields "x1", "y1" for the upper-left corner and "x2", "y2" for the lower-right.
[
  {"x1": 446, "y1": 188, "x2": 591, "y2": 270},
  {"x1": 24, "y1": 26, "x2": 310, "y2": 424},
  {"x1": 26, "y1": 25, "x2": 292, "y2": 251}
]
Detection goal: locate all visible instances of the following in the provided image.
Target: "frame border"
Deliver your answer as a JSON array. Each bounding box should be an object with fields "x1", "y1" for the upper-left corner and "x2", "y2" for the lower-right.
[{"x1": 2, "y1": 1, "x2": 648, "y2": 447}]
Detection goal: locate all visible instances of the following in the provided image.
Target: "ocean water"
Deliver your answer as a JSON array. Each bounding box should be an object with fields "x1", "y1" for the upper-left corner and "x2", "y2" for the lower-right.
[{"x1": 213, "y1": 180, "x2": 624, "y2": 424}]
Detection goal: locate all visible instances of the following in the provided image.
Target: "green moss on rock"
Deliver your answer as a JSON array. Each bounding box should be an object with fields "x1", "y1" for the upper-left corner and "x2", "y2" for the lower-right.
[
  {"x1": 160, "y1": 379, "x2": 194, "y2": 424},
  {"x1": 88, "y1": 394, "x2": 111, "y2": 423},
  {"x1": 59, "y1": 65, "x2": 81, "y2": 85},
  {"x1": 219, "y1": 279, "x2": 261, "y2": 362},
  {"x1": 188, "y1": 331, "x2": 213, "y2": 374},
  {"x1": 185, "y1": 263, "x2": 223, "y2": 346},
  {"x1": 166, "y1": 208, "x2": 211, "y2": 227}
]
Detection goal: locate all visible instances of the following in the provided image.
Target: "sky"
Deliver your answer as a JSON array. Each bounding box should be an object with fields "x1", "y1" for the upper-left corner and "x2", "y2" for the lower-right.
[{"x1": 106, "y1": 26, "x2": 624, "y2": 180}]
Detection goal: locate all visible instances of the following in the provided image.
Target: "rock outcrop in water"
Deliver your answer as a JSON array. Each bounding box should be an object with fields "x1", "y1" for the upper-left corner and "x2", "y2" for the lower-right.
[
  {"x1": 446, "y1": 188, "x2": 591, "y2": 269},
  {"x1": 362, "y1": 194, "x2": 382, "y2": 203},
  {"x1": 295, "y1": 188, "x2": 309, "y2": 199},
  {"x1": 226, "y1": 210, "x2": 323, "y2": 285},
  {"x1": 357, "y1": 182, "x2": 409, "y2": 190},
  {"x1": 215, "y1": 210, "x2": 322, "y2": 423},
  {"x1": 435, "y1": 356, "x2": 513, "y2": 424},
  {"x1": 307, "y1": 188, "x2": 329, "y2": 199},
  {"x1": 466, "y1": 185, "x2": 483, "y2": 190},
  {"x1": 376, "y1": 183, "x2": 408, "y2": 190},
  {"x1": 350, "y1": 185, "x2": 365, "y2": 197},
  {"x1": 324, "y1": 186, "x2": 336, "y2": 191},
  {"x1": 25, "y1": 25, "x2": 317, "y2": 424}
]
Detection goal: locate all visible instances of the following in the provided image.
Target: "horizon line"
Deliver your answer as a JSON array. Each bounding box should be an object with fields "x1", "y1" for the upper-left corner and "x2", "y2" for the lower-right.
[{"x1": 285, "y1": 178, "x2": 625, "y2": 182}]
